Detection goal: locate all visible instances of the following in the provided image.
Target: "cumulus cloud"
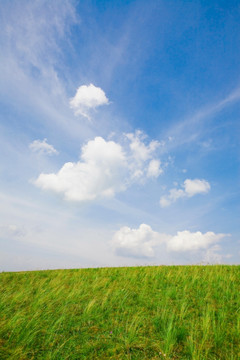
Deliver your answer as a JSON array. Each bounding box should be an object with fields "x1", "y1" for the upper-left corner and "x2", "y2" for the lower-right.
[
  {"x1": 167, "y1": 230, "x2": 227, "y2": 252},
  {"x1": 112, "y1": 224, "x2": 229, "y2": 259},
  {"x1": 184, "y1": 179, "x2": 210, "y2": 196},
  {"x1": 112, "y1": 224, "x2": 165, "y2": 258},
  {"x1": 69, "y1": 84, "x2": 109, "y2": 118},
  {"x1": 35, "y1": 137, "x2": 127, "y2": 201},
  {"x1": 29, "y1": 138, "x2": 58, "y2": 155},
  {"x1": 34, "y1": 131, "x2": 163, "y2": 202},
  {"x1": 160, "y1": 179, "x2": 210, "y2": 207}
]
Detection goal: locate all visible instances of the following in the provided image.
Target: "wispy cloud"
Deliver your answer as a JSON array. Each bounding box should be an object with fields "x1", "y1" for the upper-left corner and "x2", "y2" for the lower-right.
[
  {"x1": 29, "y1": 138, "x2": 58, "y2": 155},
  {"x1": 0, "y1": 224, "x2": 25, "y2": 239},
  {"x1": 0, "y1": 0, "x2": 89, "y2": 140},
  {"x1": 165, "y1": 87, "x2": 240, "y2": 149},
  {"x1": 0, "y1": 0, "x2": 76, "y2": 72}
]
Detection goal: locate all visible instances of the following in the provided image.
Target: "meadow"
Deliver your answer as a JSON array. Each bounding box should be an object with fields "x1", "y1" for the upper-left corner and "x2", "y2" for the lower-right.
[{"x1": 0, "y1": 265, "x2": 239, "y2": 359}]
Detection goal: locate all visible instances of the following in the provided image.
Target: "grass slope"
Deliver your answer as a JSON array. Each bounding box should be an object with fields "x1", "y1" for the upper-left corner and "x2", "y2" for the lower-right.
[{"x1": 0, "y1": 265, "x2": 240, "y2": 359}]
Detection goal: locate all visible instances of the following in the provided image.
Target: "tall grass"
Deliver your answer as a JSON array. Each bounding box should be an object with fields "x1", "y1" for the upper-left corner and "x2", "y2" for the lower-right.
[{"x1": 0, "y1": 265, "x2": 239, "y2": 359}]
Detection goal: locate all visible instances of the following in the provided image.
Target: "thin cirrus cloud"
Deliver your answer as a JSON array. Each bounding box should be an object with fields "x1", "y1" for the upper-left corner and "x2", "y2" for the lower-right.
[
  {"x1": 0, "y1": 224, "x2": 25, "y2": 239},
  {"x1": 111, "y1": 224, "x2": 229, "y2": 260},
  {"x1": 29, "y1": 138, "x2": 58, "y2": 155},
  {"x1": 69, "y1": 84, "x2": 109, "y2": 119},
  {"x1": 34, "y1": 131, "x2": 163, "y2": 202},
  {"x1": 160, "y1": 179, "x2": 210, "y2": 207}
]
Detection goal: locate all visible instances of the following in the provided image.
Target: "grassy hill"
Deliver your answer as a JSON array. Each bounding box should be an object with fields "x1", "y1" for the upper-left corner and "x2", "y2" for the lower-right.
[{"x1": 0, "y1": 265, "x2": 239, "y2": 359}]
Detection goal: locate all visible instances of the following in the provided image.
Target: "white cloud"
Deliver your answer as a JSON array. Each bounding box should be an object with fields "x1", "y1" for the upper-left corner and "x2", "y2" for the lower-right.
[
  {"x1": 112, "y1": 224, "x2": 229, "y2": 259},
  {"x1": 69, "y1": 84, "x2": 109, "y2": 118},
  {"x1": 167, "y1": 230, "x2": 227, "y2": 252},
  {"x1": 184, "y1": 179, "x2": 210, "y2": 197},
  {"x1": 112, "y1": 224, "x2": 165, "y2": 258},
  {"x1": 29, "y1": 138, "x2": 58, "y2": 155},
  {"x1": 160, "y1": 178, "x2": 210, "y2": 207},
  {"x1": 126, "y1": 130, "x2": 163, "y2": 182},
  {"x1": 147, "y1": 159, "x2": 163, "y2": 178},
  {"x1": 126, "y1": 130, "x2": 159, "y2": 162},
  {"x1": 202, "y1": 245, "x2": 223, "y2": 264},
  {"x1": 159, "y1": 196, "x2": 171, "y2": 208},
  {"x1": 35, "y1": 137, "x2": 127, "y2": 201},
  {"x1": 34, "y1": 131, "x2": 163, "y2": 202}
]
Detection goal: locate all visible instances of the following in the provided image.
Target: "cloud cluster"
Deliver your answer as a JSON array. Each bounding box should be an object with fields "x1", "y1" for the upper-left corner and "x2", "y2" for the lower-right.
[
  {"x1": 126, "y1": 131, "x2": 159, "y2": 162},
  {"x1": 160, "y1": 179, "x2": 210, "y2": 207},
  {"x1": 69, "y1": 84, "x2": 109, "y2": 119},
  {"x1": 34, "y1": 131, "x2": 162, "y2": 202},
  {"x1": 167, "y1": 230, "x2": 226, "y2": 252},
  {"x1": 112, "y1": 224, "x2": 164, "y2": 258},
  {"x1": 112, "y1": 224, "x2": 229, "y2": 260},
  {"x1": 125, "y1": 130, "x2": 162, "y2": 181},
  {"x1": 29, "y1": 138, "x2": 58, "y2": 155}
]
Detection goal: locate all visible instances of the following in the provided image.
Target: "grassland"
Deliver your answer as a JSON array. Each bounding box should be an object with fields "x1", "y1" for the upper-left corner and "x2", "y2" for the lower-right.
[{"x1": 0, "y1": 265, "x2": 239, "y2": 359}]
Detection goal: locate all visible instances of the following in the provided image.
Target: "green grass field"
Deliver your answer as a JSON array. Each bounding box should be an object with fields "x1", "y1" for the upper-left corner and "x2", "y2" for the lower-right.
[{"x1": 0, "y1": 265, "x2": 239, "y2": 359}]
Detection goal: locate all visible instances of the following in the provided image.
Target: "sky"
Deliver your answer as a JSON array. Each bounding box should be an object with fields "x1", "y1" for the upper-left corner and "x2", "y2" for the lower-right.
[{"x1": 0, "y1": 0, "x2": 239, "y2": 271}]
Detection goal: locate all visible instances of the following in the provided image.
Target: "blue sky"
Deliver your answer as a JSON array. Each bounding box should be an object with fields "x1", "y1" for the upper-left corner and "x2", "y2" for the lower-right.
[{"x1": 0, "y1": 0, "x2": 239, "y2": 271}]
